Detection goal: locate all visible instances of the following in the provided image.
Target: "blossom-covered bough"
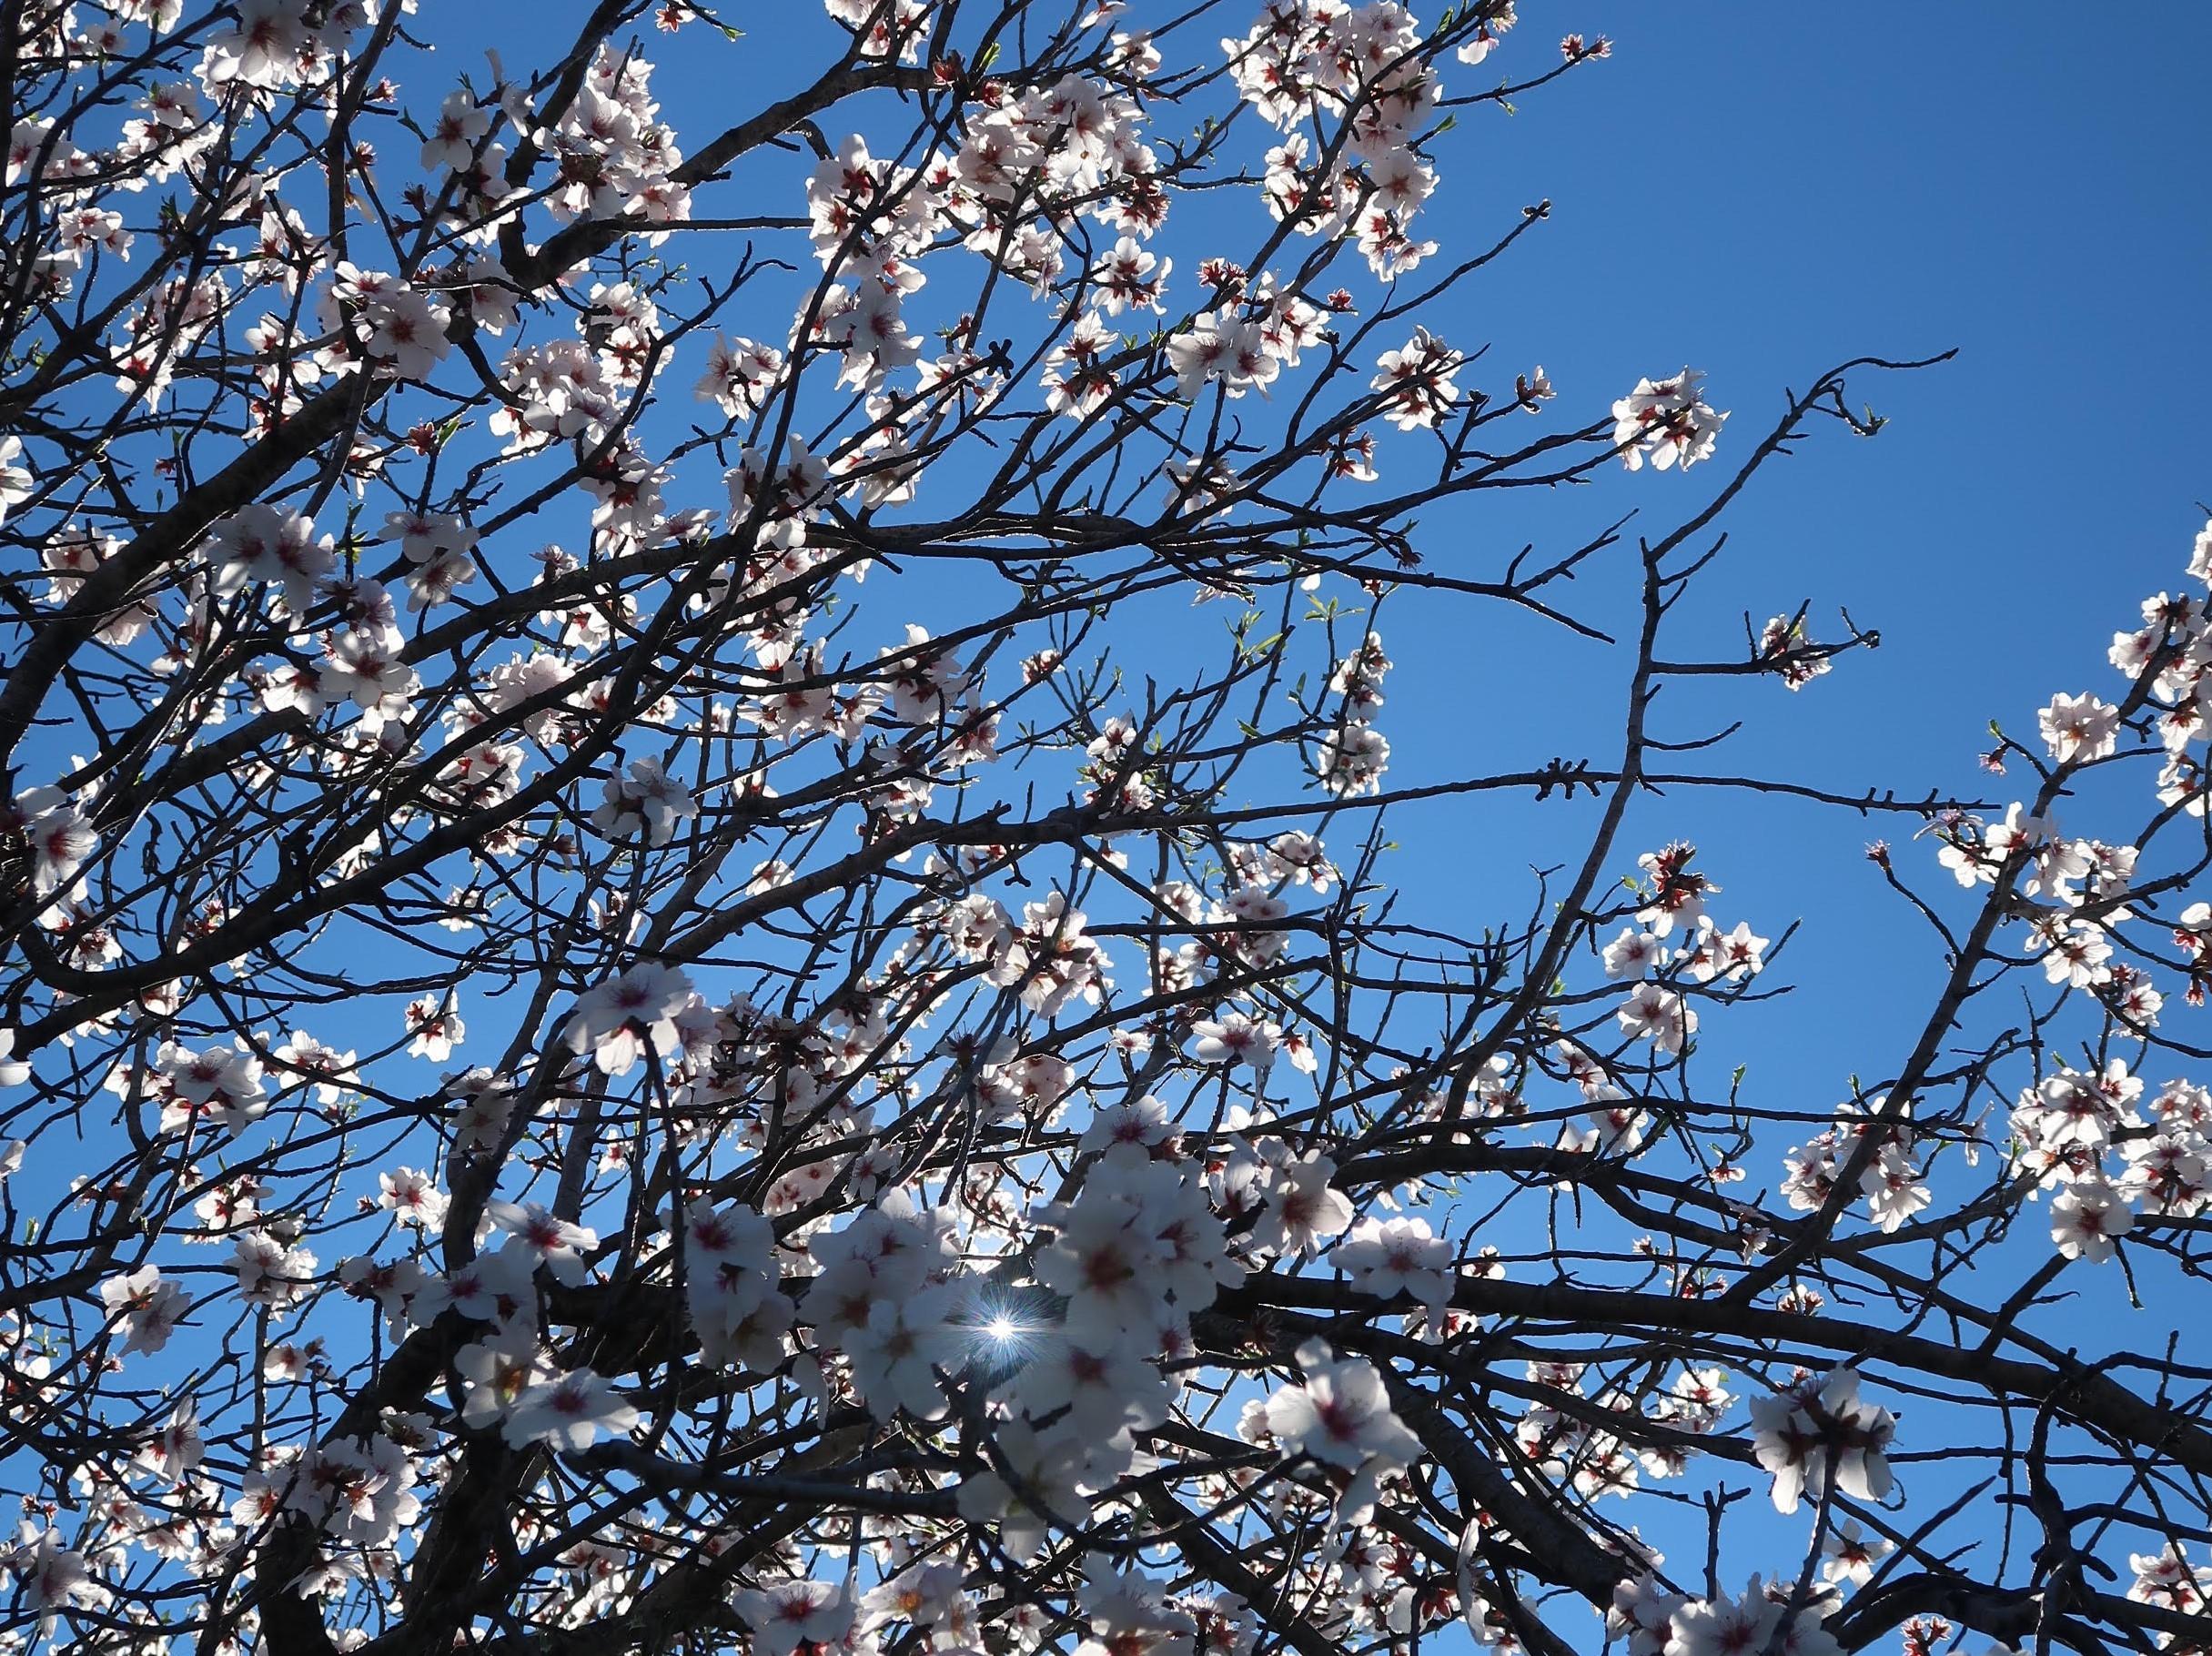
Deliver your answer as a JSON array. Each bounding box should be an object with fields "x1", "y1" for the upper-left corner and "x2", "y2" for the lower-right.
[{"x1": 0, "y1": 2, "x2": 2207, "y2": 1654}]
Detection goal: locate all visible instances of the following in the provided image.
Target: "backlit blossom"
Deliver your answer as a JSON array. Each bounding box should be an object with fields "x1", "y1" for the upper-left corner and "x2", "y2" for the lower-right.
[
  {"x1": 1612, "y1": 369, "x2": 1727, "y2": 471},
  {"x1": 1749, "y1": 1368, "x2": 1895, "y2": 1514},
  {"x1": 2040, "y1": 692, "x2": 2121, "y2": 764},
  {"x1": 565, "y1": 963, "x2": 695, "y2": 1075},
  {"x1": 503, "y1": 1368, "x2": 639, "y2": 1451}
]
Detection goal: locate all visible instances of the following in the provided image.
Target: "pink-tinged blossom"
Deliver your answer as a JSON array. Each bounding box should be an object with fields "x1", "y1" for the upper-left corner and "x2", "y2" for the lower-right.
[
  {"x1": 1603, "y1": 927, "x2": 1663, "y2": 978},
  {"x1": 379, "y1": 1166, "x2": 449, "y2": 1229},
  {"x1": 1004, "y1": 1328, "x2": 1175, "y2": 1437},
  {"x1": 233, "y1": 1229, "x2": 318, "y2": 1312},
  {"x1": 590, "y1": 756, "x2": 699, "y2": 847},
  {"x1": 1617, "y1": 983, "x2": 1697, "y2": 1055},
  {"x1": 405, "y1": 996, "x2": 465, "y2": 1063},
  {"x1": 954, "y1": 1415, "x2": 1091, "y2": 1561},
  {"x1": 12, "y1": 788, "x2": 96, "y2": 900},
  {"x1": 1191, "y1": 1011, "x2": 1281, "y2": 1071},
  {"x1": 1095, "y1": 236, "x2": 1169, "y2": 314},
  {"x1": 5, "y1": 1529, "x2": 110, "y2": 1634},
  {"x1": 1611, "y1": 368, "x2": 1727, "y2": 472},
  {"x1": 695, "y1": 332, "x2": 784, "y2": 418},
  {"x1": 1636, "y1": 843, "x2": 1717, "y2": 937},
  {"x1": 2128, "y1": 1543, "x2": 2212, "y2": 1613},
  {"x1": 419, "y1": 89, "x2": 490, "y2": 172},
  {"x1": 1036, "y1": 1180, "x2": 1172, "y2": 1344},
  {"x1": 735, "y1": 1577, "x2": 855, "y2": 1656},
  {"x1": 2039, "y1": 692, "x2": 2122, "y2": 764},
  {"x1": 487, "y1": 1201, "x2": 599, "y2": 1287},
  {"x1": 457, "y1": 1328, "x2": 555, "y2": 1431},
  {"x1": 1263, "y1": 1339, "x2": 1420, "y2": 1526},
  {"x1": 1749, "y1": 1368, "x2": 1896, "y2": 1514},
  {"x1": 273, "y1": 1030, "x2": 357, "y2": 1104},
  {"x1": 683, "y1": 1199, "x2": 792, "y2": 1372},
  {"x1": 1664, "y1": 1578, "x2": 1842, "y2": 1656},
  {"x1": 98, "y1": 1266, "x2": 189, "y2": 1356},
  {"x1": 502, "y1": 1368, "x2": 639, "y2": 1451},
  {"x1": 157, "y1": 1041, "x2": 269, "y2": 1137},
  {"x1": 327, "y1": 266, "x2": 452, "y2": 380},
  {"x1": 1251, "y1": 1151, "x2": 1354, "y2": 1257},
  {"x1": 1759, "y1": 612, "x2": 1833, "y2": 690},
  {"x1": 1316, "y1": 722, "x2": 1389, "y2": 796},
  {"x1": 2051, "y1": 1179, "x2": 2136, "y2": 1262},
  {"x1": 1369, "y1": 328, "x2": 1460, "y2": 430},
  {"x1": 1332, "y1": 1216, "x2": 1451, "y2": 1330},
  {"x1": 321, "y1": 627, "x2": 422, "y2": 732},
  {"x1": 1859, "y1": 1145, "x2": 1933, "y2": 1234},
  {"x1": 843, "y1": 1280, "x2": 965, "y2": 1421},
  {"x1": 1455, "y1": 5, "x2": 1517, "y2": 65},
  {"x1": 1684, "y1": 920, "x2": 1770, "y2": 985},
  {"x1": 1821, "y1": 1519, "x2": 1893, "y2": 1587},
  {"x1": 1168, "y1": 311, "x2": 1277, "y2": 399},
  {"x1": 1074, "y1": 1568, "x2": 1200, "y2": 1656},
  {"x1": 1608, "y1": 1573, "x2": 1687, "y2": 1656},
  {"x1": 564, "y1": 962, "x2": 695, "y2": 1075},
  {"x1": 134, "y1": 1398, "x2": 204, "y2": 1484},
  {"x1": 856, "y1": 1560, "x2": 966, "y2": 1638}
]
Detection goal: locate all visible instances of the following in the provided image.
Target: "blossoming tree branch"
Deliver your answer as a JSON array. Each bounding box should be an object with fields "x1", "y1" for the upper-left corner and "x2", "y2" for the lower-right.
[{"x1": 0, "y1": 2, "x2": 2206, "y2": 1654}]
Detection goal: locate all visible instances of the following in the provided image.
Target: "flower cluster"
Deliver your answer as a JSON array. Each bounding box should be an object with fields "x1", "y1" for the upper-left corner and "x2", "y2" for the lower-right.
[
  {"x1": 0, "y1": 1, "x2": 2201, "y2": 1651},
  {"x1": 1611, "y1": 368, "x2": 1728, "y2": 471}
]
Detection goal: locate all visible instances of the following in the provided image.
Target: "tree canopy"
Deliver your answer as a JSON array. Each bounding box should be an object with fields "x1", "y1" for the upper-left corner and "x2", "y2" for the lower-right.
[{"x1": 2, "y1": 4, "x2": 2211, "y2": 1656}]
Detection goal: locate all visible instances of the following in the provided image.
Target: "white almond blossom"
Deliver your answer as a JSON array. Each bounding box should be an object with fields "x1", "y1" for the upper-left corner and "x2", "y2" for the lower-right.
[{"x1": 1611, "y1": 368, "x2": 1727, "y2": 472}]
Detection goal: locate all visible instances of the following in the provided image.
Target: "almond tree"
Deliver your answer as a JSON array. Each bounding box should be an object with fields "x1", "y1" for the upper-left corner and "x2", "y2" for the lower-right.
[{"x1": 1, "y1": 4, "x2": 2208, "y2": 1656}]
